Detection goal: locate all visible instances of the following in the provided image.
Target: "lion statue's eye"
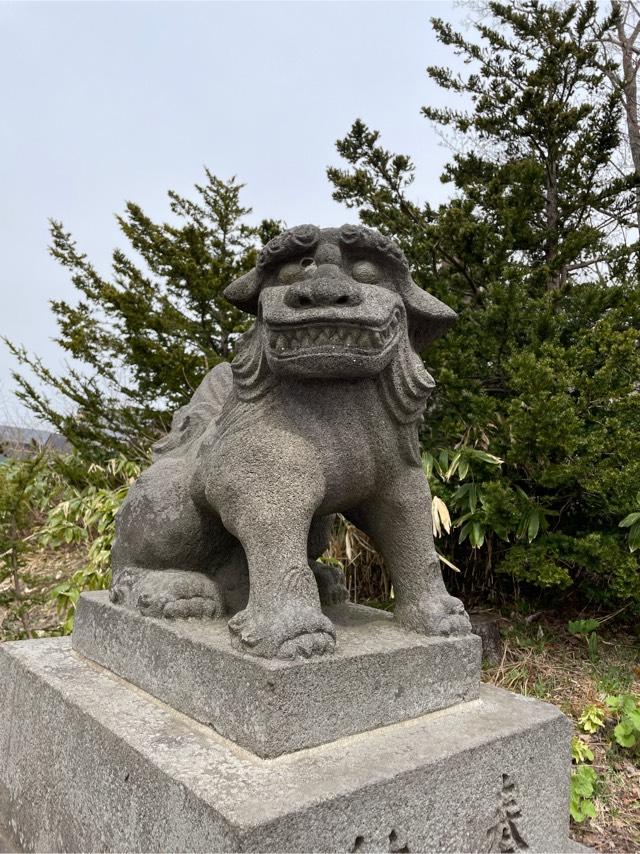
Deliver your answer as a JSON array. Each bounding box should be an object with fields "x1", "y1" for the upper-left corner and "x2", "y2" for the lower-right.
[
  {"x1": 278, "y1": 263, "x2": 303, "y2": 285},
  {"x1": 277, "y1": 259, "x2": 316, "y2": 285},
  {"x1": 351, "y1": 260, "x2": 381, "y2": 283}
]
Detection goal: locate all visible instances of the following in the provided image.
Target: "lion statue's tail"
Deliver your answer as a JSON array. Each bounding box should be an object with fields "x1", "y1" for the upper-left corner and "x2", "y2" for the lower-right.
[{"x1": 151, "y1": 362, "x2": 234, "y2": 460}]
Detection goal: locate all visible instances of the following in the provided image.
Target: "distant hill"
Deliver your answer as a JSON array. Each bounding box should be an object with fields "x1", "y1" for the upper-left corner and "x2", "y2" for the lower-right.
[{"x1": 0, "y1": 424, "x2": 71, "y2": 459}]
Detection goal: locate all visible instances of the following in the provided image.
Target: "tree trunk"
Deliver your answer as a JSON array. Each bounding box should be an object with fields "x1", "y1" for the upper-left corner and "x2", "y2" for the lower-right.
[{"x1": 615, "y1": 2, "x2": 640, "y2": 236}]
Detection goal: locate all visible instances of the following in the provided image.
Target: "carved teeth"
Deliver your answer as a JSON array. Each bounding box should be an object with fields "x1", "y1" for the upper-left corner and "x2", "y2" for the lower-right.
[{"x1": 270, "y1": 319, "x2": 398, "y2": 354}]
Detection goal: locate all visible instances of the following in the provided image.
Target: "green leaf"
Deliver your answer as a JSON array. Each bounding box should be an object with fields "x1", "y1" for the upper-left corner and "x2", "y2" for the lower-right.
[
  {"x1": 605, "y1": 694, "x2": 636, "y2": 716},
  {"x1": 572, "y1": 764, "x2": 597, "y2": 796},
  {"x1": 458, "y1": 521, "x2": 472, "y2": 544},
  {"x1": 421, "y1": 452, "x2": 435, "y2": 479},
  {"x1": 619, "y1": 512, "x2": 640, "y2": 528},
  {"x1": 570, "y1": 798, "x2": 585, "y2": 823},
  {"x1": 468, "y1": 449, "x2": 503, "y2": 465},
  {"x1": 470, "y1": 522, "x2": 485, "y2": 548},
  {"x1": 578, "y1": 705, "x2": 605, "y2": 734},
  {"x1": 571, "y1": 737, "x2": 594, "y2": 763},
  {"x1": 568, "y1": 619, "x2": 600, "y2": 636},
  {"x1": 626, "y1": 708, "x2": 640, "y2": 729},
  {"x1": 468, "y1": 484, "x2": 478, "y2": 513},
  {"x1": 627, "y1": 523, "x2": 640, "y2": 553},
  {"x1": 444, "y1": 451, "x2": 461, "y2": 481},
  {"x1": 614, "y1": 721, "x2": 636, "y2": 748}
]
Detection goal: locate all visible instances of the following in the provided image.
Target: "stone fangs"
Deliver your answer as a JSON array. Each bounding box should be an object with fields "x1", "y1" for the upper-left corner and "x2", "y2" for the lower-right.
[{"x1": 268, "y1": 311, "x2": 400, "y2": 355}]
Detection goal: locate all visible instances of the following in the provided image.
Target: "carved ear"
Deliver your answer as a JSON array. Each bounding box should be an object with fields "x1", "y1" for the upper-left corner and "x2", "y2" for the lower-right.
[
  {"x1": 223, "y1": 269, "x2": 260, "y2": 315},
  {"x1": 399, "y1": 277, "x2": 458, "y2": 350}
]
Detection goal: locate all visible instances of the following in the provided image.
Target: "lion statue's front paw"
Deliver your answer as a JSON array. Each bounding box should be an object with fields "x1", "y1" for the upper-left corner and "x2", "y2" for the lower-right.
[
  {"x1": 110, "y1": 568, "x2": 224, "y2": 619},
  {"x1": 228, "y1": 603, "x2": 336, "y2": 659},
  {"x1": 395, "y1": 592, "x2": 472, "y2": 638}
]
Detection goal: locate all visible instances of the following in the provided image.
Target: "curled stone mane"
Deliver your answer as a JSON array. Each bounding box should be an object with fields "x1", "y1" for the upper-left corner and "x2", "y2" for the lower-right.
[
  {"x1": 257, "y1": 225, "x2": 321, "y2": 272},
  {"x1": 229, "y1": 323, "x2": 276, "y2": 402},
  {"x1": 227, "y1": 316, "x2": 434, "y2": 465},
  {"x1": 257, "y1": 224, "x2": 410, "y2": 278},
  {"x1": 338, "y1": 224, "x2": 409, "y2": 272},
  {"x1": 377, "y1": 328, "x2": 435, "y2": 464}
]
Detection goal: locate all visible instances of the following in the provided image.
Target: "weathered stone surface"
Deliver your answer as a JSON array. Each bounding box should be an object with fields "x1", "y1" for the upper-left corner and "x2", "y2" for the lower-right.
[
  {"x1": 72, "y1": 591, "x2": 481, "y2": 758},
  {"x1": 470, "y1": 612, "x2": 503, "y2": 665},
  {"x1": 1, "y1": 637, "x2": 576, "y2": 853},
  {"x1": 109, "y1": 224, "x2": 473, "y2": 660},
  {"x1": 0, "y1": 824, "x2": 19, "y2": 854}
]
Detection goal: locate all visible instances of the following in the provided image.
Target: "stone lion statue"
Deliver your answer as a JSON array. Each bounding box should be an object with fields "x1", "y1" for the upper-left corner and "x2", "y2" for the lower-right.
[{"x1": 110, "y1": 224, "x2": 472, "y2": 658}]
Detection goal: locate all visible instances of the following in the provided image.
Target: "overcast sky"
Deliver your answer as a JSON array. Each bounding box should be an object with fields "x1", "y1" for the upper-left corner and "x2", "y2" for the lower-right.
[{"x1": 0, "y1": 0, "x2": 467, "y2": 427}]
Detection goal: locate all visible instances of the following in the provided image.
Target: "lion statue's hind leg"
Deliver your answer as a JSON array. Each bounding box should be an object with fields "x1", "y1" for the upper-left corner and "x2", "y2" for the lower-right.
[
  {"x1": 309, "y1": 561, "x2": 348, "y2": 606},
  {"x1": 110, "y1": 457, "x2": 227, "y2": 619},
  {"x1": 110, "y1": 568, "x2": 224, "y2": 618},
  {"x1": 307, "y1": 514, "x2": 348, "y2": 607}
]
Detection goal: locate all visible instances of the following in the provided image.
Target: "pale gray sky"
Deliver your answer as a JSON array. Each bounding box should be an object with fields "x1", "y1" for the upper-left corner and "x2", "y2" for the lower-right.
[{"x1": 0, "y1": 0, "x2": 466, "y2": 427}]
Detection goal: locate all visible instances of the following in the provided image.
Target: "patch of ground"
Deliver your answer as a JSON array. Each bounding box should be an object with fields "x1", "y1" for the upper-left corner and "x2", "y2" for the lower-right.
[{"x1": 482, "y1": 610, "x2": 640, "y2": 853}]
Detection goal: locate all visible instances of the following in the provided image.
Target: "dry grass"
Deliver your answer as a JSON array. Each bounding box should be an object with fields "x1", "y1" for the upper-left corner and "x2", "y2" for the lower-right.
[
  {"x1": 0, "y1": 545, "x2": 87, "y2": 640},
  {"x1": 327, "y1": 515, "x2": 390, "y2": 603}
]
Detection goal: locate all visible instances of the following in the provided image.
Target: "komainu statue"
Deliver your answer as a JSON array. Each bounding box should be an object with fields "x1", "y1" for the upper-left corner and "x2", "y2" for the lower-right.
[{"x1": 110, "y1": 224, "x2": 472, "y2": 658}]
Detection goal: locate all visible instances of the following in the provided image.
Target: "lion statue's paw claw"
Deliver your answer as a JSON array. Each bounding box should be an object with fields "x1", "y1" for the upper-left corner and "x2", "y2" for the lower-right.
[
  {"x1": 396, "y1": 592, "x2": 472, "y2": 638},
  {"x1": 228, "y1": 604, "x2": 336, "y2": 659},
  {"x1": 110, "y1": 568, "x2": 224, "y2": 619},
  {"x1": 279, "y1": 631, "x2": 335, "y2": 659}
]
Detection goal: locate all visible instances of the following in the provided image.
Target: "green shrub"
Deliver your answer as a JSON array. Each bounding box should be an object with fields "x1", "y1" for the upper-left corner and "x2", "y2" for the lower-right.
[{"x1": 41, "y1": 455, "x2": 141, "y2": 632}]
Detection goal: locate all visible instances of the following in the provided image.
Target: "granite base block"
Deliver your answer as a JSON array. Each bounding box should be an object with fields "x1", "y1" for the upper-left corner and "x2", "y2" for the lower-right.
[
  {"x1": 72, "y1": 591, "x2": 481, "y2": 757},
  {"x1": 0, "y1": 637, "x2": 577, "y2": 853}
]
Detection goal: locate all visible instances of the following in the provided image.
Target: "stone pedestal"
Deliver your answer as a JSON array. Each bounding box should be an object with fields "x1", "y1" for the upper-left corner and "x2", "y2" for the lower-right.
[
  {"x1": 72, "y1": 592, "x2": 481, "y2": 757},
  {"x1": 0, "y1": 593, "x2": 579, "y2": 853}
]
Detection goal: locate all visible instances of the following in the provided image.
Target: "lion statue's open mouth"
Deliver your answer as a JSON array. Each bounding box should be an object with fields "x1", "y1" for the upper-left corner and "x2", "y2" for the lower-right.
[{"x1": 267, "y1": 309, "x2": 402, "y2": 359}]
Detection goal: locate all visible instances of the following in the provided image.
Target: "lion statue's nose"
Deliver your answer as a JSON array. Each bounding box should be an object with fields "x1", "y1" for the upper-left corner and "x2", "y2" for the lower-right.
[{"x1": 285, "y1": 268, "x2": 362, "y2": 309}]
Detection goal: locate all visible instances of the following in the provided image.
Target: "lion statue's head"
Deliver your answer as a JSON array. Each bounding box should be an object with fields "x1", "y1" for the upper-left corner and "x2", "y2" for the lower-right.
[
  {"x1": 224, "y1": 224, "x2": 456, "y2": 385},
  {"x1": 153, "y1": 225, "x2": 457, "y2": 466}
]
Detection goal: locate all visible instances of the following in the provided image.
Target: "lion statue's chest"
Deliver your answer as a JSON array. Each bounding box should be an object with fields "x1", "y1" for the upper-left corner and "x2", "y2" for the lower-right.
[{"x1": 198, "y1": 378, "x2": 405, "y2": 509}]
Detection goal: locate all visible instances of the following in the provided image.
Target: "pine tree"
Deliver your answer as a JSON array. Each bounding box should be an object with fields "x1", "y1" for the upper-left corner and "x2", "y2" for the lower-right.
[
  {"x1": 328, "y1": 1, "x2": 640, "y2": 611},
  {"x1": 6, "y1": 172, "x2": 279, "y2": 460}
]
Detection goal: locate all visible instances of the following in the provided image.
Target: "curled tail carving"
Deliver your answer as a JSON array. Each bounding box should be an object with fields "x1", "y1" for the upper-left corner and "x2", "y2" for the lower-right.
[{"x1": 152, "y1": 362, "x2": 234, "y2": 459}]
